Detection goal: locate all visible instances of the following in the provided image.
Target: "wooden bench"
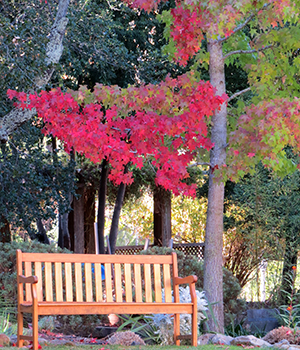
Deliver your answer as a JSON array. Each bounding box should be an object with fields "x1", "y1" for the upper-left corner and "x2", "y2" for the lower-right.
[{"x1": 16, "y1": 249, "x2": 198, "y2": 349}]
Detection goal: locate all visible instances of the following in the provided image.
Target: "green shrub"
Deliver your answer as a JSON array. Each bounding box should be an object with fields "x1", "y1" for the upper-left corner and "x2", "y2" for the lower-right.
[
  {"x1": 0, "y1": 241, "x2": 70, "y2": 321},
  {"x1": 0, "y1": 241, "x2": 108, "y2": 333},
  {"x1": 140, "y1": 246, "x2": 245, "y2": 326}
]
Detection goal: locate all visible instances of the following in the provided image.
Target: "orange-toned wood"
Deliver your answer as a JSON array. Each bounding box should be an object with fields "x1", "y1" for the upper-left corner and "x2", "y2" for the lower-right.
[
  {"x1": 21, "y1": 302, "x2": 193, "y2": 315},
  {"x1": 124, "y1": 263, "x2": 132, "y2": 302},
  {"x1": 17, "y1": 250, "x2": 198, "y2": 347},
  {"x1": 55, "y1": 263, "x2": 63, "y2": 302},
  {"x1": 16, "y1": 250, "x2": 24, "y2": 349},
  {"x1": 85, "y1": 263, "x2": 93, "y2": 302},
  {"x1": 114, "y1": 263, "x2": 122, "y2": 302},
  {"x1": 104, "y1": 263, "x2": 113, "y2": 302},
  {"x1": 21, "y1": 252, "x2": 172, "y2": 264},
  {"x1": 174, "y1": 312, "x2": 180, "y2": 345},
  {"x1": 65, "y1": 262, "x2": 73, "y2": 302},
  {"x1": 31, "y1": 283, "x2": 38, "y2": 350},
  {"x1": 94, "y1": 263, "x2": 103, "y2": 302},
  {"x1": 45, "y1": 262, "x2": 53, "y2": 302},
  {"x1": 144, "y1": 264, "x2": 152, "y2": 303},
  {"x1": 134, "y1": 264, "x2": 142, "y2": 302},
  {"x1": 154, "y1": 264, "x2": 162, "y2": 302},
  {"x1": 34, "y1": 262, "x2": 43, "y2": 301},
  {"x1": 24, "y1": 262, "x2": 32, "y2": 302},
  {"x1": 75, "y1": 263, "x2": 83, "y2": 302},
  {"x1": 163, "y1": 264, "x2": 172, "y2": 302}
]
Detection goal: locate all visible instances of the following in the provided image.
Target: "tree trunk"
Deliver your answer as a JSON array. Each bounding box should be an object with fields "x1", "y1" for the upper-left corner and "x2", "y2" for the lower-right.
[
  {"x1": 58, "y1": 212, "x2": 71, "y2": 250},
  {"x1": 97, "y1": 159, "x2": 108, "y2": 254},
  {"x1": 109, "y1": 181, "x2": 127, "y2": 254},
  {"x1": 203, "y1": 40, "x2": 226, "y2": 333},
  {"x1": 84, "y1": 185, "x2": 96, "y2": 254},
  {"x1": 0, "y1": 0, "x2": 70, "y2": 142},
  {"x1": 0, "y1": 216, "x2": 11, "y2": 243},
  {"x1": 73, "y1": 179, "x2": 85, "y2": 254},
  {"x1": 280, "y1": 235, "x2": 298, "y2": 305},
  {"x1": 153, "y1": 185, "x2": 172, "y2": 247},
  {"x1": 36, "y1": 218, "x2": 50, "y2": 244}
]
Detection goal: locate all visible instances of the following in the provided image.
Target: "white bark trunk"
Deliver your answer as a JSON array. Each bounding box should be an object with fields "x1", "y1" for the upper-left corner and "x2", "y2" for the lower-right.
[
  {"x1": 203, "y1": 40, "x2": 226, "y2": 333},
  {"x1": 0, "y1": 0, "x2": 70, "y2": 143}
]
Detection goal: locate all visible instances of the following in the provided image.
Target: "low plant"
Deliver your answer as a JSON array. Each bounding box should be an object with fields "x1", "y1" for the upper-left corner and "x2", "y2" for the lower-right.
[
  {"x1": 277, "y1": 266, "x2": 300, "y2": 329},
  {"x1": 0, "y1": 309, "x2": 17, "y2": 335},
  {"x1": 140, "y1": 246, "x2": 245, "y2": 326},
  {"x1": 117, "y1": 314, "x2": 160, "y2": 344}
]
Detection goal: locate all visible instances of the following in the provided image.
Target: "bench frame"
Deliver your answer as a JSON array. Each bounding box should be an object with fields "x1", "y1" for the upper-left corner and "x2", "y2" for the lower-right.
[{"x1": 16, "y1": 249, "x2": 198, "y2": 349}]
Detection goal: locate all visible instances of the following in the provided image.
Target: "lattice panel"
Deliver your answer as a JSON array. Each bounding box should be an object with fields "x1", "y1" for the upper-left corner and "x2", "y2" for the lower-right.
[{"x1": 115, "y1": 243, "x2": 204, "y2": 259}]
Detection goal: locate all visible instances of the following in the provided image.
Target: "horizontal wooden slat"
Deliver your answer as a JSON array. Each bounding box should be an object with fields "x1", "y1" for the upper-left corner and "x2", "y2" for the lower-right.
[
  {"x1": 20, "y1": 302, "x2": 193, "y2": 315},
  {"x1": 21, "y1": 253, "x2": 172, "y2": 264}
]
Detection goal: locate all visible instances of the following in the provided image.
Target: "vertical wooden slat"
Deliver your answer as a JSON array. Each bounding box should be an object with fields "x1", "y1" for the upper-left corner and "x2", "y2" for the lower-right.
[
  {"x1": 134, "y1": 264, "x2": 142, "y2": 302},
  {"x1": 154, "y1": 264, "x2": 162, "y2": 302},
  {"x1": 105, "y1": 263, "x2": 113, "y2": 302},
  {"x1": 75, "y1": 263, "x2": 83, "y2": 302},
  {"x1": 65, "y1": 263, "x2": 73, "y2": 301},
  {"x1": 163, "y1": 264, "x2": 172, "y2": 302},
  {"x1": 114, "y1": 263, "x2": 122, "y2": 302},
  {"x1": 34, "y1": 262, "x2": 43, "y2": 301},
  {"x1": 85, "y1": 263, "x2": 93, "y2": 302},
  {"x1": 95, "y1": 263, "x2": 103, "y2": 302},
  {"x1": 55, "y1": 262, "x2": 63, "y2": 302},
  {"x1": 124, "y1": 263, "x2": 132, "y2": 302},
  {"x1": 45, "y1": 262, "x2": 53, "y2": 301},
  {"x1": 172, "y1": 252, "x2": 179, "y2": 303},
  {"x1": 24, "y1": 262, "x2": 32, "y2": 302},
  {"x1": 144, "y1": 264, "x2": 152, "y2": 302}
]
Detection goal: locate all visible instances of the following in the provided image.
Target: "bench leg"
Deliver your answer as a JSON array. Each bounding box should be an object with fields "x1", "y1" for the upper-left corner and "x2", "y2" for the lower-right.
[
  {"x1": 174, "y1": 314, "x2": 180, "y2": 345},
  {"x1": 191, "y1": 310, "x2": 197, "y2": 346},
  {"x1": 32, "y1": 309, "x2": 39, "y2": 350},
  {"x1": 17, "y1": 311, "x2": 24, "y2": 348}
]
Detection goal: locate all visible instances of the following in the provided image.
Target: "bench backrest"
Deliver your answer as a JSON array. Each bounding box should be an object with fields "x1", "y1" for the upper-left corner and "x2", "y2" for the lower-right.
[{"x1": 17, "y1": 250, "x2": 179, "y2": 303}]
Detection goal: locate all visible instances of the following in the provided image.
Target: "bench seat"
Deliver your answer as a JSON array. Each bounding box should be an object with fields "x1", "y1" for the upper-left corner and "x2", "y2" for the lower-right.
[{"x1": 16, "y1": 250, "x2": 198, "y2": 349}]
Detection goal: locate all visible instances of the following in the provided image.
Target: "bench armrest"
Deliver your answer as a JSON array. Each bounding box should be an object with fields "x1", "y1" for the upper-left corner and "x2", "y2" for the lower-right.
[
  {"x1": 174, "y1": 275, "x2": 197, "y2": 285},
  {"x1": 18, "y1": 275, "x2": 38, "y2": 284}
]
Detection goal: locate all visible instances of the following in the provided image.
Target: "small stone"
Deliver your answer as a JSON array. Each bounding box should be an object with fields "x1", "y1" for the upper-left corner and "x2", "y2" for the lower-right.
[
  {"x1": 38, "y1": 337, "x2": 50, "y2": 345},
  {"x1": 0, "y1": 334, "x2": 10, "y2": 346},
  {"x1": 274, "y1": 339, "x2": 290, "y2": 348},
  {"x1": 64, "y1": 341, "x2": 77, "y2": 346},
  {"x1": 197, "y1": 333, "x2": 215, "y2": 345},
  {"x1": 211, "y1": 333, "x2": 234, "y2": 345},
  {"x1": 231, "y1": 335, "x2": 272, "y2": 347}
]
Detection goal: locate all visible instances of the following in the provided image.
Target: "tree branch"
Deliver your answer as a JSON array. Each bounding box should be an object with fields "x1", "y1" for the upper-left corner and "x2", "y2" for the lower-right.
[
  {"x1": 0, "y1": 0, "x2": 70, "y2": 143},
  {"x1": 227, "y1": 87, "x2": 251, "y2": 103},
  {"x1": 223, "y1": 44, "x2": 273, "y2": 60},
  {"x1": 188, "y1": 162, "x2": 211, "y2": 168},
  {"x1": 219, "y1": 3, "x2": 270, "y2": 43}
]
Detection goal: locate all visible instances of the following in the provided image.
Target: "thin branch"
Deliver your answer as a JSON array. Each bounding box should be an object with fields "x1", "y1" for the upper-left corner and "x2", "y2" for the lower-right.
[
  {"x1": 188, "y1": 162, "x2": 211, "y2": 168},
  {"x1": 219, "y1": 3, "x2": 270, "y2": 43},
  {"x1": 223, "y1": 44, "x2": 273, "y2": 59},
  {"x1": 227, "y1": 87, "x2": 251, "y2": 103}
]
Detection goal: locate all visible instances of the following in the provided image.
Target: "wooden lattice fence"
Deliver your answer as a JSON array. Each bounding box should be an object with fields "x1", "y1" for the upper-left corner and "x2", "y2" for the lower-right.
[{"x1": 115, "y1": 242, "x2": 204, "y2": 259}]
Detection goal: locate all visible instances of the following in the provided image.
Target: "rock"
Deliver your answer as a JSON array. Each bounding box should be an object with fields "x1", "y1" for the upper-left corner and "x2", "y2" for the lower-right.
[
  {"x1": 92, "y1": 326, "x2": 117, "y2": 338},
  {"x1": 274, "y1": 339, "x2": 290, "y2": 348},
  {"x1": 231, "y1": 335, "x2": 272, "y2": 347},
  {"x1": 64, "y1": 341, "x2": 77, "y2": 346},
  {"x1": 197, "y1": 333, "x2": 215, "y2": 345},
  {"x1": 245, "y1": 309, "x2": 279, "y2": 333},
  {"x1": 211, "y1": 333, "x2": 234, "y2": 345},
  {"x1": 38, "y1": 337, "x2": 50, "y2": 345},
  {"x1": 107, "y1": 331, "x2": 145, "y2": 346},
  {"x1": 288, "y1": 346, "x2": 300, "y2": 350},
  {"x1": 0, "y1": 334, "x2": 10, "y2": 346}
]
